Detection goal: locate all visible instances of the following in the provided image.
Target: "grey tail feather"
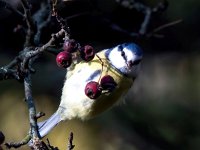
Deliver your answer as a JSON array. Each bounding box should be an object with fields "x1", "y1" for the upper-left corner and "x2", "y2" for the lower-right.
[{"x1": 38, "y1": 112, "x2": 62, "y2": 138}]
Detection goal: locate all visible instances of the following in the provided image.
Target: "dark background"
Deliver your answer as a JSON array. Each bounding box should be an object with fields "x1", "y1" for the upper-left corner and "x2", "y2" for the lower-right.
[{"x1": 0, "y1": 0, "x2": 200, "y2": 150}]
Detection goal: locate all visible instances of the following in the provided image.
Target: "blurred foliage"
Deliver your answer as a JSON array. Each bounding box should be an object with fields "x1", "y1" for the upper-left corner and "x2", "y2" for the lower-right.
[{"x1": 0, "y1": 0, "x2": 200, "y2": 150}]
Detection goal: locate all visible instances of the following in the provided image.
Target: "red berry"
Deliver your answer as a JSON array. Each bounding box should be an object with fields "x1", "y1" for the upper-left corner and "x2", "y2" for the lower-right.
[
  {"x1": 100, "y1": 75, "x2": 117, "y2": 91},
  {"x1": 0, "y1": 131, "x2": 5, "y2": 145},
  {"x1": 85, "y1": 81, "x2": 102, "y2": 99},
  {"x1": 79, "y1": 45, "x2": 95, "y2": 62},
  {"x1": 63, "y1": 39, "x2": 79, "y2": 53},
  {"x1": 56, "y1": 51, "x2": 72, "y2": 68}
]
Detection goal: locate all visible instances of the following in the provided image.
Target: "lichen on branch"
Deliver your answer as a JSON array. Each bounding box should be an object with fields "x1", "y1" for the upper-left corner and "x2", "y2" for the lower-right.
[{"x1": 0, "y1": 0, "x2": 70, "y2": 149}]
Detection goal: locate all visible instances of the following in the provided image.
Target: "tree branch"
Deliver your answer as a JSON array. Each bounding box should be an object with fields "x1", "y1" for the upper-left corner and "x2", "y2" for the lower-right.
[
  {"x1": 115, "y1": 0, "x2": 169, "y2": 37},
  {"x1": 5, "y1": 135, "x2": 31, "y2": 148},
  {"x1": 24, "y1": 72, "x2": 39, "y2": 139},
  {"x1": 33, "y1": 0, "x2": 52, "y2": 45},
  {"x1": 21, "y1": 0, "x2": 37, "y2": 47}
]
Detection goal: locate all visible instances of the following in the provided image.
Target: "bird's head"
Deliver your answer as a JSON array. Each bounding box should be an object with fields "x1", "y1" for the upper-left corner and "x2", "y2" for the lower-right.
[{"x1": 105, "y1": 43, "x2": 143, "y2": 78}]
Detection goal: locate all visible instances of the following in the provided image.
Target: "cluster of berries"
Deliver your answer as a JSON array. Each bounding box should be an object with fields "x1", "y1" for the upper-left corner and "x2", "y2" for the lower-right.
[
  {"x1": 56, "y1": 39, "x2": 95, "y2": 68},
  {"x1": 56, "y1": 39, "x2": 117, "y2": 99},
  {"x1": 85, "y1": 75, "x2": 117, "y2": 99}
]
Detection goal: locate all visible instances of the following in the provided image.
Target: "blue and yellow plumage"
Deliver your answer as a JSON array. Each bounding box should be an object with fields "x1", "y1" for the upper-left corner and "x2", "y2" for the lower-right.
[{"x1": 37, "y1": 43, "x2": 143, "y2": 138}]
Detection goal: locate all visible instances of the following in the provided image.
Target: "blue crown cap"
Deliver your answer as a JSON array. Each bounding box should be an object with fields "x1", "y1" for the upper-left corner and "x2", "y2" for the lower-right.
[
  {"x1": 121, "y1": 43, "x2": 143, "y2": 57},
  {"x1": 105, "y1": 42, "x2": 143, "y2": 60}
]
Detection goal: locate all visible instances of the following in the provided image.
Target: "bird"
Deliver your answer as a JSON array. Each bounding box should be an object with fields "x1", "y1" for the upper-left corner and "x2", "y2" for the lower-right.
[{"x1": 37, "y1": 42, "x2": 143, "y2": 138}]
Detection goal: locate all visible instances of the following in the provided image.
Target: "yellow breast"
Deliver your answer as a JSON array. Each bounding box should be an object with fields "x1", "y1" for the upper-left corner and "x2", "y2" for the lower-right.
[{"x1": 68, "y1": 50, "x2": 134, "y2": 118}]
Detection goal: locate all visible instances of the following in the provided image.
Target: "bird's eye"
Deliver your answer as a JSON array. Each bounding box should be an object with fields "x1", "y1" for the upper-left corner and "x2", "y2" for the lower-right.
[{"x1": 121, "y1": 51, "x2": 125, "y2": 57}]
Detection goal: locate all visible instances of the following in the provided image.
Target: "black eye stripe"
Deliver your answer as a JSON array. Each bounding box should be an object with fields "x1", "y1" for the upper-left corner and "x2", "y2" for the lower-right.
[
  {"x1": 118, "y1": 46, "x2": 127, "y2": 62},
  {"x1": 121, "y1": 51, "x2": 127, "y2": 61}
]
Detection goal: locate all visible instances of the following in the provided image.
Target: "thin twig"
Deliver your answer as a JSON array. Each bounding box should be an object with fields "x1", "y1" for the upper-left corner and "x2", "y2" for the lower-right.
[
  {"x1": 148, "y1": 19, "x2": 182, "y2": 35},
  {"x1": 145, "y1": 19, "x2": 182, "y2": 38},
  {"x1": 47, "y1": 139, "x2": 59, "y2": 150},
  {"x1": 139, "y1": 7, "x2": 151, "y2": 35},
  {"x1": 21, "y1": 0, "x2": 37, "y2": 47},
  {"x1": 5, "y1": 135, "x2": 31, "y2": 148},
  {"x1": 115, "y1": 0, "x2": 169, "y2": 36},
  {"x1": 0, "y1": 28, "x2": 65, "y2": 82},
  {"x1": 67, "y1": 132, "x2": 75, "y2": 150},
  {"x1": 34, "y1": 1, "x2": 52, "y2": 45},
  {"x1": 0, "y1": 67, "x2": 19, "y2": 80}
]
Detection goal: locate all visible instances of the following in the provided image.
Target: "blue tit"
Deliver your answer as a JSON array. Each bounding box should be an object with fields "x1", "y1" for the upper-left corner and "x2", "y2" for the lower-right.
[{"x1": 38, "y1": 43, "x2": 143, "y2": 138}]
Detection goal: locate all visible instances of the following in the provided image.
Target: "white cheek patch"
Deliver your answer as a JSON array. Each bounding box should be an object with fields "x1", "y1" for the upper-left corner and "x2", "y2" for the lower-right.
[
  {"x1": 108, "y1": 48, "x2": 126, "y2": 69},
  {"x1": 107, "y1": 45, "x2": 141, "y2": 76},
  {"x1": 123, "y1": 48, "x2": 135, "y2": 62}
]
